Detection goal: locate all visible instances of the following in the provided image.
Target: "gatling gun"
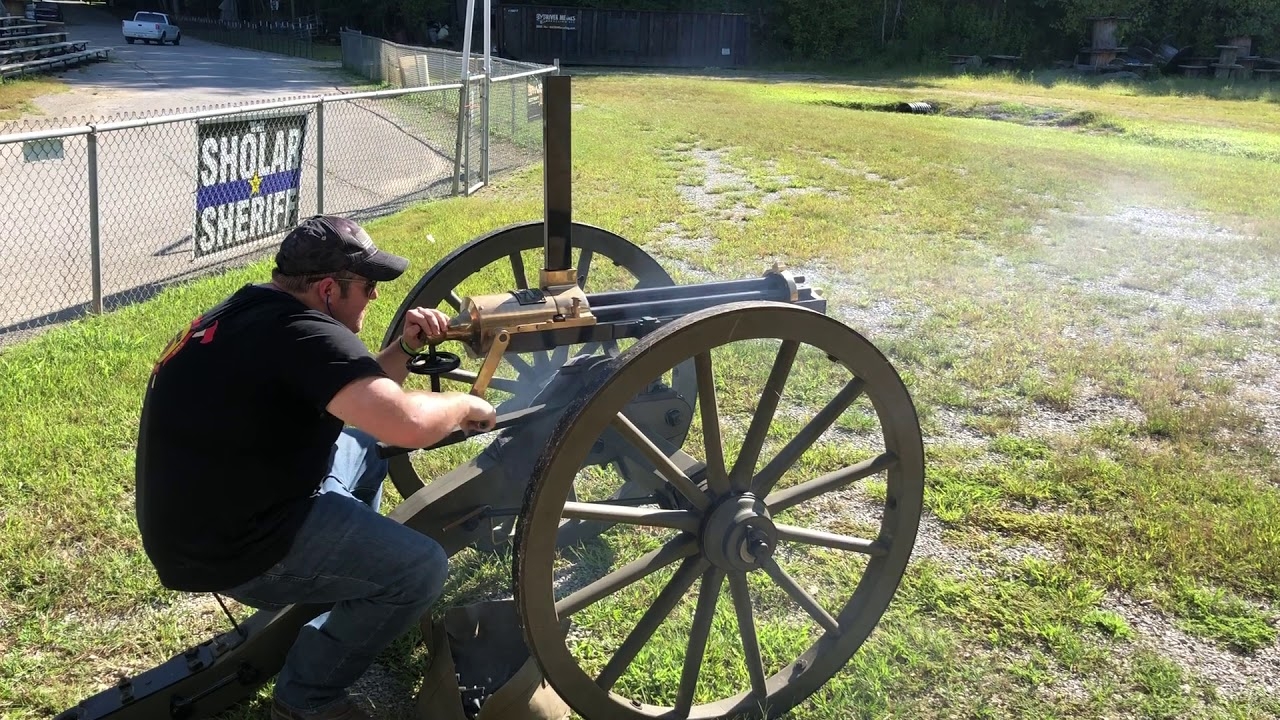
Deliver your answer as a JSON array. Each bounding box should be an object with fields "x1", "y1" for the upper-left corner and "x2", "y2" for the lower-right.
[{"x1": 56, "y1": 74, "x2": 924, "y2": 720}]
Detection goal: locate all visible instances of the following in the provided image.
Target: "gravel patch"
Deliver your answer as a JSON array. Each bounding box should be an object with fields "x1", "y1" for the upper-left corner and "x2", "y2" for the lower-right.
[
  {"x1": 1212, "y1": 350, "x2": 1280, "y2": 456},
  {"x1": 1030, "y1": 204, "x2": 1277, "y2": 322},
  {"x1": 672, "y1": 145, "x2": 821, "y2": 223},
  {"x1": 924, "y1": 407, "x2": 995, "y2": 447},
  {"x1": 805, "y1": 269, "x2": 908, "y2": 336},
  {"x1": 1018, "y1": 384, "x2": 1146, "y2": 438},
  {"x1": 922, "y1": 385, "x2": 1144, "y2": 449},
  {"x1": 644, "y1": 221, "x2": 717, "y2": 282},
  {"x1": 677, "y1": 147, "x2": 754, "y2": 212},
  {"x1": 648, "y1": 144, "x2": 826, "y2": 279},
  {"x1": 351, "y1": 661, "x2": 418, "y2": 719},
  {"x1": 804, "y1": 483, "x2": 1061, "y2": 574},
  {"x1": 1103, "y1": 591, "x2": 1280, "y2": 700},
  {"x1": 1024, "y1": 201, "x2": 1280, "y2": 454},
  {"x1": 819, "y1": 155, "x2": 911, "y2": 188}
]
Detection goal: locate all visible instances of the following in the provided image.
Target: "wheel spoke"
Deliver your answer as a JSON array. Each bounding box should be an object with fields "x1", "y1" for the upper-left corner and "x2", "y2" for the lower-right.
[
  {"x1": 751, "y1": 377, "x2": 867, "y2": 497},
  {"x1": 727, "y1": 571, "x2": 768, "y2": 703},
  {"x1": 444, "y1": 291, "x2": 462, "y2": 311},
  {"x1": 764, "y1": 452, "x2": 898, "y2": 513},
  {"x1": 440, "y1": 368, "x2": 524, "y2": 395},
  {"x1": 610, "y1": 412, "x2": 710, "y2": 510},
  {"x1": 694, "y1": 352, "x2": 729, "y2": 496},
  {"x1": 728, "y1": 340, "x2": 798, "y2": 492},
  {"x1": 760, "y1": 557, "x2": 841, "y2": 636},
  {"x1": 561, "y1": 501, "x2": 700, "y2": 533},
  {"x1": 574, "y1": 340, "x2": 613, "y2": 360},
  {"x1": 506, "y1": 352, "x2": 537, "y2": 376},
  {"x1": 510, "y1": 252, "x2": 528, "y2": 290},
  {"x1": 549, "y1": 344, "x2": 570, "y2": 368},
  {"x1": 596, "y1": 556, "x2": 710, "y2": 691},
  {"x1": 556, "y1": 534, "x2": 700, "y2": 618},
  {"x1": 674, "y1": 567, "x2": 725, "y2": 718},
  {"x1": 774, "y1": 524, "x2": 887, "y2": 556},
  {"x1": 578, "y1": 248, "x2": 594, "y2": 289}
]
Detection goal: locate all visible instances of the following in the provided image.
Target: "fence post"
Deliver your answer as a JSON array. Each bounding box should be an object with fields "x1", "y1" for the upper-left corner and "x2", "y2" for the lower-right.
[
  {"x1": 456, "y1": 0, "x2": 477, "y2": 195},
  {"x1": 453, "y1": 81, "x2": 468, "y2": 196},
  {"x1": 316, "y1": 98, "x2": 326, "y2": 214},
  {"x1": 87, "y1": 125, "x2": 103, "y2": 315}
]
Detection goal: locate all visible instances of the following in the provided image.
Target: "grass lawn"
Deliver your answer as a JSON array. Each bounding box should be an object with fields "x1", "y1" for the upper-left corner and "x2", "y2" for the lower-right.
[
  {"x1": 0, "y1": 76, "x2": 66, "y2": 121},
  {"x1": 2, "y1": 69, "x2": 1279, "y2": 719}
]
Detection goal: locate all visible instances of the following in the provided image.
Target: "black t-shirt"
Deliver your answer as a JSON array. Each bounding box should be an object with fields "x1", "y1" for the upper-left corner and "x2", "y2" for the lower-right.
[{"x1": 134, "y1": 284, "x2": 388, "y2": 592}]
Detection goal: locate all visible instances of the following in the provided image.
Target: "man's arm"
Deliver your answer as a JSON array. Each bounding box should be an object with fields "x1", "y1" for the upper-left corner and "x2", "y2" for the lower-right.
[
  {"x1": 327, "y1": 375, "x2": 495, "y2": 450},
  {"x1": 376, "y1": 307, "x2": 453, "y2": 385},
  {"x1": 376, "y1": 341, "x2": 414, "y2": 385}
]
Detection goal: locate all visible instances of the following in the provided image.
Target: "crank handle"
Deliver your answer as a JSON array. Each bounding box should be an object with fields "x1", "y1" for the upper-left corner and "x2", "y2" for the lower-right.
[{"x1": 375, "y1": 404, "x2": 549, "y2": 458}]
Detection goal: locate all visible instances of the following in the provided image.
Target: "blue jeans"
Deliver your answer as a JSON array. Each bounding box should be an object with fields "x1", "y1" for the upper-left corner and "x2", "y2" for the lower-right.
[{"x1": 222, "y1": 428, "x2": 449, "y2": 713}]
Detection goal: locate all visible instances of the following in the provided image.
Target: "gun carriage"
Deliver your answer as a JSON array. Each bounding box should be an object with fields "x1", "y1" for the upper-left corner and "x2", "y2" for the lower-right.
[{"x1": 56, "y1": 75, "x2": 925, "y2": 720}]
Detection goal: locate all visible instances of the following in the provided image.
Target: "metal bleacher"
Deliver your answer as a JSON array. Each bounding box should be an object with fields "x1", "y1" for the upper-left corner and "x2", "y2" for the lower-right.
[{"x1": 0, "y1": 13, "x2": 109, "y2": 79}]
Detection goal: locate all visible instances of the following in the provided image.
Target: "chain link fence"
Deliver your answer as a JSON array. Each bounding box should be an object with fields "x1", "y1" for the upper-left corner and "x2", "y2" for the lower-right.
[
  {"x1": 339, "y1": 30, "x2": 548, "y2": 87},
  {"x1": 174, "y1": 16, "x2": 343, "y2": 62},
  {"x1": 0, "y1": 43, "x2": 553, "y2": 342}
]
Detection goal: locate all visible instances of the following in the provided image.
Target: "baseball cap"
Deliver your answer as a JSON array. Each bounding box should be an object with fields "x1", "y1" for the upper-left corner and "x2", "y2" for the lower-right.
[{"x1": 275, "y1": 215, "x2": 409, "y2": 281}]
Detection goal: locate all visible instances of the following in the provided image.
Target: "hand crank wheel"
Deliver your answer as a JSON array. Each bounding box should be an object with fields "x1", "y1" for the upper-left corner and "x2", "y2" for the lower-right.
[
  {"x1": 513, "y1": 301, "x2": 924, "y2": 720},
  {"x1": 379, "y1": 221, "x2": 696, "y2": 500}
]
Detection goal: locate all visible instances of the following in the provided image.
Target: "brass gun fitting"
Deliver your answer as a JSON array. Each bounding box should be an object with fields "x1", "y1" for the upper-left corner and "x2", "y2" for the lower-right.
[
  {"x1": 421, "y1": 278, "x2": 597, "y2": 399},
  {"x1": 451, "y1": 282, "x2": 595, "y2": 359},
  {"x1": 764, "y1": 261, "x2": 800, "y2": 303}
]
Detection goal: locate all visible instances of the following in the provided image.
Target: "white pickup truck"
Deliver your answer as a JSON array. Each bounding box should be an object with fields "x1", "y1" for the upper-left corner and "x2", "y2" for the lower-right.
[{"x1": 122, "y1": 11, "x2": 181, "y2": 45}]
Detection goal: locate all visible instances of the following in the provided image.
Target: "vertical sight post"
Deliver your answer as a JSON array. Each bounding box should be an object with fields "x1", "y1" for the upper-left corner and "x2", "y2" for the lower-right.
[{"x1": 542, "y1": 74, "x2": 573, "y2": 285}]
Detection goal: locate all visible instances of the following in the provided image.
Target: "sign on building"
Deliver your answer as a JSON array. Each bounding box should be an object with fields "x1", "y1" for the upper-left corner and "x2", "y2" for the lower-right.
[
  {"x1": 534, "y1": 10, "x2": 576, "y2": 30},
  {"x1": 193, "y1": 109, "x2": 309, "y2": 259}
]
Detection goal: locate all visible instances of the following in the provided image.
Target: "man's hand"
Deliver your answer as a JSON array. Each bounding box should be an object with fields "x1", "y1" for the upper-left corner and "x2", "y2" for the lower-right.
[
  {"x1": 445, "y1": 391, "x2": 497, "y2": 434},
  {"x1": 402, "y1": 307, "x2": 452, "y2": 351}
]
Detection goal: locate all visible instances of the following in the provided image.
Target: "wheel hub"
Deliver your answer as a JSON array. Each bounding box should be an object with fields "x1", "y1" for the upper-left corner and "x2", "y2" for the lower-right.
[{"x1": 701, "y1": 493, "x2": 776, "y2": 572}]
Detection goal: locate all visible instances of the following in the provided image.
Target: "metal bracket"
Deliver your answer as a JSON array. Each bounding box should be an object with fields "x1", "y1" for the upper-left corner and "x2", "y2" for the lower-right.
[{"x1": 471, "y1": 330, "x2": 511, "y2": 398}]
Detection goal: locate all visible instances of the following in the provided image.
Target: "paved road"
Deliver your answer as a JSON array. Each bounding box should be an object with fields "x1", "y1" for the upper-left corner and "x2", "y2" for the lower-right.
[
  {"x1": 28, "y1": 2, "x2": 353, "y2": 117},
  {"x1": 0, "y1": 2, "x2": 463, "y2": 338}
]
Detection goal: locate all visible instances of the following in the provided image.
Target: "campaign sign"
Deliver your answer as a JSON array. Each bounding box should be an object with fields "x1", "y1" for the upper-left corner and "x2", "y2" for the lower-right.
[{"x1": 193, "y1": 110, "x2": 309, "y2": 259}]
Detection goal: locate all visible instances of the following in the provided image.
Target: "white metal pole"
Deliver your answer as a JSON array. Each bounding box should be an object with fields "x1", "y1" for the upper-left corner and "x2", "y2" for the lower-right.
[{"x1": 482, "y1": 0, "x2": 491, "y2": 184}]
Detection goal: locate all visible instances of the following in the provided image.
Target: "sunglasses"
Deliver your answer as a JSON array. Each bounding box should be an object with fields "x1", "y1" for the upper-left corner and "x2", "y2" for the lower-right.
[{"x1": 310, "y1": 275, "x2": 378, "y2": 298}]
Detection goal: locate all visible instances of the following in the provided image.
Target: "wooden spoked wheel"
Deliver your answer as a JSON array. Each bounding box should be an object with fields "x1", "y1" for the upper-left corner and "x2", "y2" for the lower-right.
[
  {"x1": 379, "y1": 221, "x2": 696, "y2": 500},
  {"x1": 514, "y1": 301, "x2": 925, "y2": 720}
]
